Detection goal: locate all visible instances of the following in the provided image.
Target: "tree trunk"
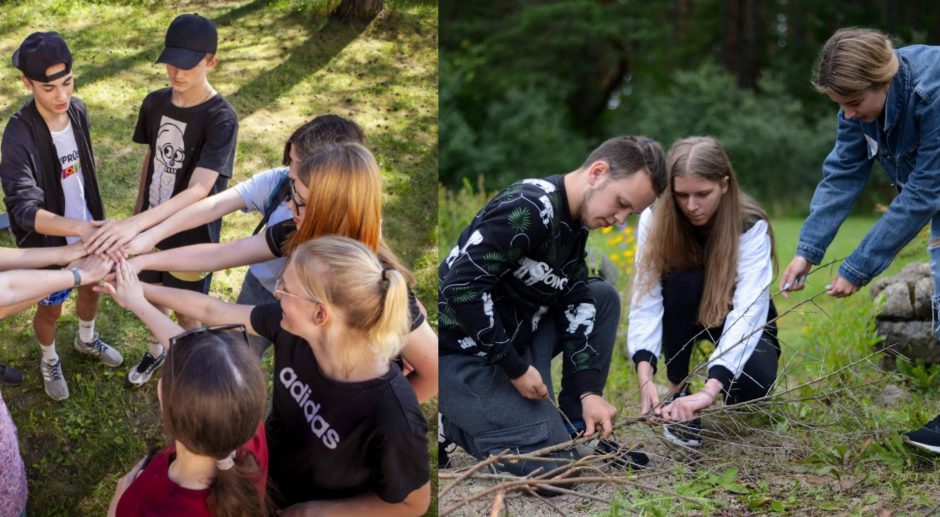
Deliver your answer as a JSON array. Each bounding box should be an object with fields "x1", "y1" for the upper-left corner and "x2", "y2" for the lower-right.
[{"x1": 332, "y1": 0, "x2": 384, "y2": 22}]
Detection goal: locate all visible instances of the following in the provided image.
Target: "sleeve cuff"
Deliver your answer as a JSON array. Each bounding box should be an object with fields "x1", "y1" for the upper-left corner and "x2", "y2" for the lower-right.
[
  {"x1": 838, "y1": 261, "x2": 869, "y2": 287},
  {"x1": 631, "y1": 350, "x2": 658, "y2": 374},
  {"x1": 795, "y1": 243, "x2": 823, "y2": 265},
  {"x1": 569, "y1": 368, "x2": 605, "y2": 396},
  {"x1": 496, "y1": 349, "x2": 529, "y2": 380},
  {"x1": 707, "y1": 365, "x2": 734, "y2": 393}
]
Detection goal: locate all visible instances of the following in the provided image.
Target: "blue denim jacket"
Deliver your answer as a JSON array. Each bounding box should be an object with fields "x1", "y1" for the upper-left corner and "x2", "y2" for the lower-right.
[{"x1": 798, "y1": 45, "x2": 940, "y2": 286}]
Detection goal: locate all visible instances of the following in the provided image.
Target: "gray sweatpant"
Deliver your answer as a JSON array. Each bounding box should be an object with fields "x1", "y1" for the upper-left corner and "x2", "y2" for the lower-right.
[{"x1": 440, "y1": 278, "x2": 619, "y2": 475}]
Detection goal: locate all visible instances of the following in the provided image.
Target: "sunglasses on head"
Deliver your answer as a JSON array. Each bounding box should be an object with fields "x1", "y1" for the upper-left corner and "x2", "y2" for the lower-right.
[{"x1": 168, "y1": 324, "x2": 251, "y2": 349}]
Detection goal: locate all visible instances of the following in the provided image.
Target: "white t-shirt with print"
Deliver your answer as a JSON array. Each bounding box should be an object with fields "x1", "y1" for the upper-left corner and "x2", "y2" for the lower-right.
[{"x1": 50, "y1": 122, "x2": 90, "y2": 244}]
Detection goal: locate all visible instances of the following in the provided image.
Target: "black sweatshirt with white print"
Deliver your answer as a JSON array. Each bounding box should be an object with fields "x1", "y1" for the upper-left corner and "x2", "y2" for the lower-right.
[{"x1": 438, "y1": 175, "x2": 604, "y2": 396}]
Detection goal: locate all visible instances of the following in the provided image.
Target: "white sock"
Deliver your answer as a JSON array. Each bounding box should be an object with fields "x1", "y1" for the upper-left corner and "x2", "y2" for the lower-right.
[
  {"x1": 40, "y1": 341, "x2": 58, "y2": 363},
  {"x1": 79, "y1": 318, "x2": 95, "y2": 343},
  {"x1": 148, "y1": 340, "x2": 164, "y2": 358}
]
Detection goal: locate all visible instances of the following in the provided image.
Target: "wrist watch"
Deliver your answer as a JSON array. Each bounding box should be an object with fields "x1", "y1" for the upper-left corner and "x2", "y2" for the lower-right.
[{"x1": 69, "y1": 267, "x2": 82, "y2": 287}]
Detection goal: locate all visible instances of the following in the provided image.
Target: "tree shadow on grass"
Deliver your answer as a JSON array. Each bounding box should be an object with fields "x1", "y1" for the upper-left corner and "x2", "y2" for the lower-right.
[{"x1": 226, "y1": 14, "x2": 370, "y2": 120}]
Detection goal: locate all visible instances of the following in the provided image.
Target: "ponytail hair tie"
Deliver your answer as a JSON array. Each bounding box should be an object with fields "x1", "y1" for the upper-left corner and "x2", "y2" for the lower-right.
[
  {"x1": 216, "y1": 450, "x2": 236, "y2": 471},
  {"x1": 381, "y1": 268, "x2": 391, "y2": 282}
]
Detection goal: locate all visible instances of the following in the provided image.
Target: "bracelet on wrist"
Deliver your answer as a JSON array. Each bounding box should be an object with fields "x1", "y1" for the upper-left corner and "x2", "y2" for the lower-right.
[
  {"x1": 69, "y1": 267, "x2": 82, "y2": 287},
  {"x1": 580, "y1": 391, "x2": 601, "y2": 400}
]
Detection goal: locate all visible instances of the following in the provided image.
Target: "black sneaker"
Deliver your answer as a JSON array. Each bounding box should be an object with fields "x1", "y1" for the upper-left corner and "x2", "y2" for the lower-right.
[
  {"x1": 0, "y1": 364, "x2": 23, "y2": 386},
  {"x1": 587, "y1": 438, "x2": 649, "y2": 470},
  {"x1": 904, "y1": 413, "x2": 940, "y2": 454},
  {"x1": 662, "y1": 390, "x2": 703, "y2": 447},
  {"x1": 127, "y1": 349, "x2": 166, "y2": 386}
]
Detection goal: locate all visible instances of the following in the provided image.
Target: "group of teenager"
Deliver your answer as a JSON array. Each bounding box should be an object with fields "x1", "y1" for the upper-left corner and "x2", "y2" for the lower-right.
[
  {"x1": 0, "y1": 13, "x2": 433, "y2": 517},
  {"x1": 439, "y1": 26, "x2": 940, "y2": 493}
]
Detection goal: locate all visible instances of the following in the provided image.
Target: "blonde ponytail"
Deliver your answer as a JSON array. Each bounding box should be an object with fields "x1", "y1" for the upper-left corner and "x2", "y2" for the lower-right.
[{"x1": 291, "y1": 236, "x2": 411, "y2": 365}]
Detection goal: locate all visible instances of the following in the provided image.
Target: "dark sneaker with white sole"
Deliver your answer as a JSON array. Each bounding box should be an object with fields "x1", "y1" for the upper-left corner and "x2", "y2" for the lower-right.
[
  {"x1": 127, "y1": 349, "x2": 166, "y2": 386},
  {"x1": 904, "y1": 413, "x2": 940, "y2": 454},
  {"x1": 586, "y1": 438, "x2": 649, "y2": 470},
  {"x1": 662, "y1": 390, "x2": 703, "y2": 447}
]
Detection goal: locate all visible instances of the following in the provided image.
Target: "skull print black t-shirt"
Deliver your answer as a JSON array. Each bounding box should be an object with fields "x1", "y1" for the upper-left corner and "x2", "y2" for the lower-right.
[{"x1": 133, "y1": 87, "x2": 237, "y2": 250}]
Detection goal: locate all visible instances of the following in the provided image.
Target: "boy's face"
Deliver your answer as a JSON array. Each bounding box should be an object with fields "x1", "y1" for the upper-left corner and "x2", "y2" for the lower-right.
[
  {"x1": 286, "y1": 147, "x2": 308, "y2": 225},
  {"x1": 578, "y1": 163, "x2": 656, "y2": 229},
  {"x1": 22, "y1": 63, "x2": 73, "y2": 116},
  {"x1": 165, "y1": 54, "x2": 217, "y2": 95}
]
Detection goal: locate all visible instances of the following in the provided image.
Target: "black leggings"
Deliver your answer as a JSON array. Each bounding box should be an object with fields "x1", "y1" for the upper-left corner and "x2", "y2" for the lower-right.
[{"x1": 661, "y1": 268, "x2": 780, "y2": 404}]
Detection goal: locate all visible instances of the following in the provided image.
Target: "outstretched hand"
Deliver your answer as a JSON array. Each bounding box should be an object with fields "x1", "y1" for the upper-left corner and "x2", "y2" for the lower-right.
[
  {"x1": 94, "y1": 258, "x2": 144, "y2": 310},
  {"x1": 826, "y1": 275, "x2": 859, "y2": 298},
  {"x1": 67, "y1": 254, "x2": 114, "y2": 285},
  {"x1": 779, "y1": 255, "x2": 812, "y2": 298},
  {"x1": 85, "y1": 219, "x2": 140, "y2": 256},
  {"x1": 581, "y1": 394, "x2": 616, "y2": 439}
]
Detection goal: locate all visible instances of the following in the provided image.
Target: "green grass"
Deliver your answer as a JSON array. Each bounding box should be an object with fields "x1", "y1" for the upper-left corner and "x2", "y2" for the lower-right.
[{"x1": 0, "y1": 1, "x2": 437, "y2": 514}]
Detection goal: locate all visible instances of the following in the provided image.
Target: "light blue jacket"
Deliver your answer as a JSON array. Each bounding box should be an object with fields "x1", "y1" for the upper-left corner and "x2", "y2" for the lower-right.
[{"x1": 798, "y1": 45, "x2": 940, "y2": 286}]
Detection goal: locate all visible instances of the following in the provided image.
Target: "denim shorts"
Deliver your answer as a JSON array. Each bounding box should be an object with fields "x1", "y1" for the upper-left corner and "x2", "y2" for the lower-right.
[{"x1": 39, "y1": 288, "x2": 73, "y2": 306}]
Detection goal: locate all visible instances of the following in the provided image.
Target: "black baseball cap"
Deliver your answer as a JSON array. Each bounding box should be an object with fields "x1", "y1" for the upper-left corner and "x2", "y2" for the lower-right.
[
  {"x1": 156, "y1": 13, "x2": 217, "y2": 70},
  {"x1": 12, "y1": 32, "x2": 72, "y2": 82}
]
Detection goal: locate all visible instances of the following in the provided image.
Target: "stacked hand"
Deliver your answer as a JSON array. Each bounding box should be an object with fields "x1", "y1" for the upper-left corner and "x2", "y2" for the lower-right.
[
  {"x1": 95, "y1": 259, "x2": 145, "y2": 310},
  {"x1": 67, "y1": 254, "x2": 115, "y2": 285},
  {"x1": 84, "y1": 218, "x2": 141, "y2": 258}
]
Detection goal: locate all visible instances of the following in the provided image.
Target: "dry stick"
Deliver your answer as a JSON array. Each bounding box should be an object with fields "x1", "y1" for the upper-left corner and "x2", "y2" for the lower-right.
[
  {"x1": 489, "y1": 491, "x2": 504, "y2": 517},
  {"x1": 440, "y1": 453, "x2": 506, "y2": 497},
  {"x1": 440, "y1": 474, "x2": 703, "y2": 516}
]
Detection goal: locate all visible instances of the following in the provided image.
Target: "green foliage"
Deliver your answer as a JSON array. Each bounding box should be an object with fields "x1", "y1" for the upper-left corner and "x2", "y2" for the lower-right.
[{"x1": 896, "y1": 359, "x2": 940, "y2": 393}]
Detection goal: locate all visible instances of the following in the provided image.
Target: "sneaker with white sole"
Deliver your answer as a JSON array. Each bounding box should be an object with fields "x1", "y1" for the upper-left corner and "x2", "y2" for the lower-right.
[
  {"x1": 127, "y1": 349, "x2": 166, "y2": 386},
  {"x1": 662, "y1": 390, "x2": 703, "y2": 447},
  {"x1": 41, "y1": 359, "x2": 69, "y2": 401},
  {"x1": 74, "y1": 334, "x2": 123, "y2": 368},
  {"x1": 904, "y1": 413, "x2": 940, "y2": 454}
]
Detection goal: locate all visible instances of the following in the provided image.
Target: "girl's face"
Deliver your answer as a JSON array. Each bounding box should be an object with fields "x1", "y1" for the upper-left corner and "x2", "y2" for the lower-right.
[
  {"x1": 286, "y1": 147, "x2": 308, "y2": 224},
  {"x1": 827, "y1": 85, "x2": 888, "y2": 123},
  {"x1": 673, "y1": 174, "x2": 728, "y2": 226},
  {"x1": 275, "y1": 264, "x2": 321, "y2": 336}
]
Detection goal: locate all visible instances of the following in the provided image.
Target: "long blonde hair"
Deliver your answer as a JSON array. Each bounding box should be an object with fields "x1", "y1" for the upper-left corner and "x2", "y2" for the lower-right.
[
  {"x1": 289, "y1": 236, "x2": 410, "y2": 365},
  {"x1": 813, "y1": 27, "x2": 899, "y2": 96},
  {"x1": 639, "y1": 136, "x2": 776, "y2": 327}
]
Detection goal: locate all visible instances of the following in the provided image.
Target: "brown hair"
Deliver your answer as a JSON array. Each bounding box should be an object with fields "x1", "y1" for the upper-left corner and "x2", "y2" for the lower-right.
[
  {"x1": 813, "y1": 27, "x2": 899, "y2": 96},
  {"x1": 282, "y1": 114, "x2": 365, "y2": 166},
  {"x1": 581, "y1": 136, "x2": 668, "y2": 196},
  {"x1": 290, "y1": 236, "x2": 410, "y2": 365},
  {"x1": 639, "y1": 136, "x2": 776, "y2": 327},
  {"x1": 288, "y1": 142, "x2": 417, "y2": 285},
  {"x1": 160, "y1": 333, "x2": 268, "y2": 517}
]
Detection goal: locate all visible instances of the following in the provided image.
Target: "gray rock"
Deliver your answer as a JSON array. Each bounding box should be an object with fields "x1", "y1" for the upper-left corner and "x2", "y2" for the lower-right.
[
  {"x1": 875, "y1": 320, "x2": 940, "y2": 363},
  {"x1": 875, "y1": 384, "x2": 911, "y2": 407},
  {"x1": 878, "y1": 282, "x2": 914, "y2": 319},
  {"x1": 871, "y1": 262, "x2": 931, "y2": 299},
  {"x1": 914, "y1": 277, "x2": 935, "y2": 319}
]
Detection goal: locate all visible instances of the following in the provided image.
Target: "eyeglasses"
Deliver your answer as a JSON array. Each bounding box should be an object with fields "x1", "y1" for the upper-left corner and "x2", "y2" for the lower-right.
[
  {"x1": 274, "y1": 277, "x2": 321, "y2": 303},
  {"x1": 168, "y1": 324, "x2": 251, "y2": 349},
  {"x1": 288, "y1": 178, "x2": 306, "y2": 210}
]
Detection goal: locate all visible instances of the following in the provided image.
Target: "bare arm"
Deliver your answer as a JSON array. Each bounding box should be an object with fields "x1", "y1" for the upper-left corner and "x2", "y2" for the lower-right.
[
  {"x1": 34, "y1": 210, "x2": 101, "y2": 240},
  {"x1": 281, "y1": 483, "x2": 431, "y2": 517},
  {"x1": 133, "y1": 149, "x2": 150, "y2": 216},
  {"x1": 0, "y1": 254, "x2": 112, "y2": 309},
  {"x1": 127, "y1": 188, "x2": 246, "y2": 256},
  {"x1": 87, "y1": 167, "x2": 220, "y2": 254},
  {"x1": 0, "y1": 242, "x2": 86, "y2": 269},
  {"x1": 129, "y1": 233, "x2": 275, "y2": 273},
  {"x1": 142, "y1": 283, "x2": 256, "y2": 335},
  {"x1": 401, "y1": 321, "x2": 438, "y2": 404}
]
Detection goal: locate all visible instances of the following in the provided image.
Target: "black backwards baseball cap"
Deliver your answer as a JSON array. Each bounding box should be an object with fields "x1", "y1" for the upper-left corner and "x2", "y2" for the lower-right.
[
  {"x1": 12, "y1": 32, "x2": 72, "y2": 82},
  {"x1": 156, "y1": 13, "x2": 217, "y2": 70}
]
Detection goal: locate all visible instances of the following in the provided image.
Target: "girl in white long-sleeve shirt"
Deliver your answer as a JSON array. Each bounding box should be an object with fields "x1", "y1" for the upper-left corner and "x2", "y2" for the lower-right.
[{"x1": 627, "y1": 136, "x2": 779, "y2": 447}]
